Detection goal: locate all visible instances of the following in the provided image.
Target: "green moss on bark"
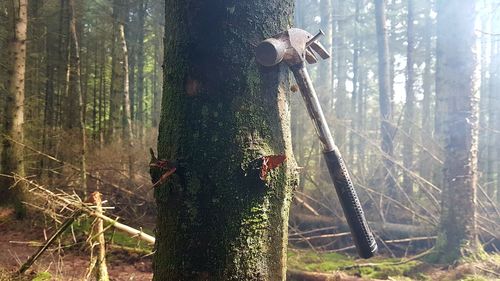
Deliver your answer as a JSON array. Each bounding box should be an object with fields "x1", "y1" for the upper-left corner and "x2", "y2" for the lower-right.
[{"x1": 153, "y1": 1, "x2": 296, "y2": 280}]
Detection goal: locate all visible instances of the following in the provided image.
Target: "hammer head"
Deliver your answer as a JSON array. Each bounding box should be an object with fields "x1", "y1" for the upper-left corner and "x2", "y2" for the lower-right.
[{"x1": 255, "y1": 28, "x2": 330, "y2": 67}]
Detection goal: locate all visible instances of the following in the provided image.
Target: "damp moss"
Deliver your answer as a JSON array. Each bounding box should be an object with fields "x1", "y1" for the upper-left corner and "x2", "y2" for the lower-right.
[
  {"x1": 32, "y1": 272, "x2": 52, "y2": 281},
  {"x1": 287, "y1": 250, "x2": 425, "y2": 280},
  {"x1": 287, "y1": 251, "x2": 355, "y2": 272}
]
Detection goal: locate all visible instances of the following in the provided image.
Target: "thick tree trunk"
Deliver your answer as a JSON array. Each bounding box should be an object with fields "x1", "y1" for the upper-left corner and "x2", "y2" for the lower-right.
[
  {"x1": 0, "y1": 0, "x2": 28, "y2": 218},
  {"x1": 434, "y1": 0, "x2": 479, "y2": 263},
  {"x1": 154, "y1": 1, "x2": 295, "y2": 280}
]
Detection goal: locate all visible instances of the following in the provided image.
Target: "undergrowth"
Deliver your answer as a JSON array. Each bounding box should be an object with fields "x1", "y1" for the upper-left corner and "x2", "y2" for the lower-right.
[{"x1": 287, "y1": 249, "x2": 500, "y2": 280}]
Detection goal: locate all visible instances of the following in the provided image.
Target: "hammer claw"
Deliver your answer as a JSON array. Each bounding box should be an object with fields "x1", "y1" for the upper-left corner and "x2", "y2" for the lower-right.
[
  {"x1": 305, "y1": 49, "x2": 318, "y2": 64},
  {"x1": 309, "y1": 41, "x2": 330, "y2": 60}
]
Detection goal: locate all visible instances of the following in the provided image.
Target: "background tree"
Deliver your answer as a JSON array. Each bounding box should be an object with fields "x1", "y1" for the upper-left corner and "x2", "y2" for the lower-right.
[
  {"x1": 374, "y1": 0, "x2": 396, "y2": 202},
  {"x1": 432, "y1": 0, "x2": 480, "y2": 262},
  {"x1": 0, "y1": 0, "x2": 28, "y2": 218}
]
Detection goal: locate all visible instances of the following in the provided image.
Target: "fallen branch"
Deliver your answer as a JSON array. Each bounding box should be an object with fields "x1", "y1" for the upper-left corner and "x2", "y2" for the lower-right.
[
  {"x1": 108, "y1": 244, "x2": 152, "y2": 255},
  {"x1": 384, "y1": 236, "x2": 437, "y2": 244},
  {"x1": 17, "y1": 209, "x2": 84, "y2": 275},
  {"x1": 21, "y1": 176, "x2": 156, "y2": 245},
  {"x1": 2, "y1": 134, "x2": 149, "y2": 202},
  {"x1": 89, "y1": 211, "x2": 155, "y2": 244},
  {"x1": 287, "y1": 269, "x2": 383, "y2": 281},
  {"x1": 294, "y1": 195, "x2": 320, "y2": 216}
]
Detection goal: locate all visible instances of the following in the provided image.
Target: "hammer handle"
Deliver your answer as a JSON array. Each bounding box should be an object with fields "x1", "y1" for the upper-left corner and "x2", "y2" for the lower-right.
[{"x1": 291, "y1": 63, "x2": 377, "y2": 259}]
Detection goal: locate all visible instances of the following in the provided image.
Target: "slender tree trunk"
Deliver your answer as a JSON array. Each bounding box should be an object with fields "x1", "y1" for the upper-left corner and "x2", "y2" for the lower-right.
[
  {"x1": 136, "y1": 0, "x2": 147, "y2": 143},
  {"x1": 153, "y1": 1, "x2": 295, "y2": 280},
  {"x1": 55, "y1": 0, "x2": 68, "y2": 130},
  {"x1": 433, "y1": 0, "x2": 479, "y2": 263},
  {"x1": 350, "y1": 0, "x2": 362, "y2": 167},
  {"x1": 402, "y1": 0, "x2": 415, "y2": 196},
  {"x1": 68, "y1": 0, "x2": 87, "y2": 196},
  {"x1": 152, "y1": 34, "x2": 160, "y2": 128},
  {"x1": 0, "y1": 0, "x2": 28, "y2": 218},
  {"x1": 357, "y1": 43, "x2": 366, "y2": 175},
  {"x1": 42, "y1": 14, "x2": 57, "y2": 178},
  {"x1": 119, "y1": 22, "x2": 134, "y2": 178},
  {"x1": 92, "y1": 25, "x2": 99, "y2": 142},
  {"x1": 375, "y1": 0, "x2": 396, "y2": 196},
  {"x1": 490, "y1": 12, "x2": 500, "y2": 203},
  {"x1": 108, "y1": 0, "x2": 121, "y2": 142},
  {"x1": 127, "y1": 22, "x2": 136, "y2": 127},
  {"x1": 64, "y1": 0, "x2": 80, "y2": 131},
  {"x1": 419, "y1": 0, "x2": 433, "y2": 183},
  {"x1": 99, "y1": 42, "x2": 106, "y2": 147},
  {"x1": 334, "y1": 0, "x2": 348, "y2": 148}
]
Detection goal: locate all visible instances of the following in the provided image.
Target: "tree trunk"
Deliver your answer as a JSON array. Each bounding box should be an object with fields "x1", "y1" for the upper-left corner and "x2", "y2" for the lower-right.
[
  {"x1": 136, "y1": 0, "x2": 147, "y2": 143},
  {"x1": 488, "y1": 8, "x2": 500, "y2": 203},
  {"x1": 419, "y1": 0, "x2": 433, "y2": 183},
  {"x1": 334, "y1": 0, "x2": 348, "y2": 148},
  {"x1": 151, "y1": 0, "x2": 164, "y2": 129},
  {"x1": 0, "y1": 0, "x2": 28, "y2": 218},
  {"x1": 153, "y1": 1, "x2": 295, "y2": 280},
  {"x1": 374, "y1": 0, "x2": 396, "y2": 196},
  {"x1": 119, "y1": 22, "x2": 134, "y2": 178},
  {"x1": 433, "y1": 0, "x2": 479, "y2": 263},
  {"x1": 350, "y1": 0, "x2": 363, "y2": 168},
  {"x1": 402, "y1": 0, "x2": 415, "y2": 196},
  {"x1": 107, "y1": 0, "x2": 121, "y2": 142},
  {"x1": 68, "y1": 0, "x2": 87, "y2": 196}
]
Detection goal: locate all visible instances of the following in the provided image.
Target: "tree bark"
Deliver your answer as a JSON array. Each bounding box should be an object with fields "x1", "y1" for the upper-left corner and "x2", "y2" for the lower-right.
[
  {"x1": 0, "y1": 0, "x2": 28, "y2": 218},
  {"x1": 107, "y1": 0, "x2": 122, "y2": 142},
  {"x1": 419, "y1": 0, "x2": 433, "y2": 183},
  {"x1": 91, "y1": 192, "x2": 110, "y2": 281},
  {"x1": 334, "y1": 0, "x2": 348, "y2": 148},
  {"x1": 153, "y1": 1, "x2": 295, "y2": 280},
  {"x1": 136, "y1": 0, "x2": 147, "y2": 142},
  {"x1": 488, "y1": 7, "x2": 500, "y2": 203},
  {"x1": 374, "y1": 0, "x2": 396, "y2": 196},
  {"x1": 68, "y1": 0, "x2": 87, "y2": 196},
  {"x1": 402, "y1": 0, "x2": 415, "y2": 196},
  {"x1": 119, "y1": 21, "x2": 134, "y2": 178},
  {"x1": 433, "y1": 0, "x2": 479, "y2": 263}
]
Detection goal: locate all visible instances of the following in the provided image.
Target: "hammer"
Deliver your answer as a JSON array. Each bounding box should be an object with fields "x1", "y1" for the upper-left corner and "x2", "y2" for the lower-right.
[{"x1": 255, "y1": 28, "x2": 377, "y2": 259}]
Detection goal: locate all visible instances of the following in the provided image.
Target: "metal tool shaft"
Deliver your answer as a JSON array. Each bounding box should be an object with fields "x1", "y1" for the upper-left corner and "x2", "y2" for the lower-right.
[{"x1": 290, "y1": 63, "x2": 378, "y2": 259}]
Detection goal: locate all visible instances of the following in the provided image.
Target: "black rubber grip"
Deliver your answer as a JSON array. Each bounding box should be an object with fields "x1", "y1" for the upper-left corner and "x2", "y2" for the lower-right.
[{"x1": 323, "y1": 150, "x2": 378, "y2": 258}]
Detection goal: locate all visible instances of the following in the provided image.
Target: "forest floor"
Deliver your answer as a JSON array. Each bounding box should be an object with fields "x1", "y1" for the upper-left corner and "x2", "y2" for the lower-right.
[
  {"x1": 1, "y1": 207, "x2": 499, "y2": 281},
  {"x1": 0, "y1": 208, "x2": 153, "y2": 281}
]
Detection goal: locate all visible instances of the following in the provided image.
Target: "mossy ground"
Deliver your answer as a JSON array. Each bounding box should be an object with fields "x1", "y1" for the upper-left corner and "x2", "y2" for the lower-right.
[
  {"x1": 0, "y1": 269, "x2": 50, "y2": 281},
  {"x1": 287, "y1": 249, "x2": 500, "y2": 280}
]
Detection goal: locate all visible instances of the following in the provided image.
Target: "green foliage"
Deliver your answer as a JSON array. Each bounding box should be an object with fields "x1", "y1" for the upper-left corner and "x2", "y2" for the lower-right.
[
  {"x1": 287, "y1": 250, "x2": 424, "y2": 280},
  {"x1": 31, "y1": 272, "x2": 52, "y2": 281},
  {"x1": 287, "y1": 251, "x2": 355, "y2": 272}
]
